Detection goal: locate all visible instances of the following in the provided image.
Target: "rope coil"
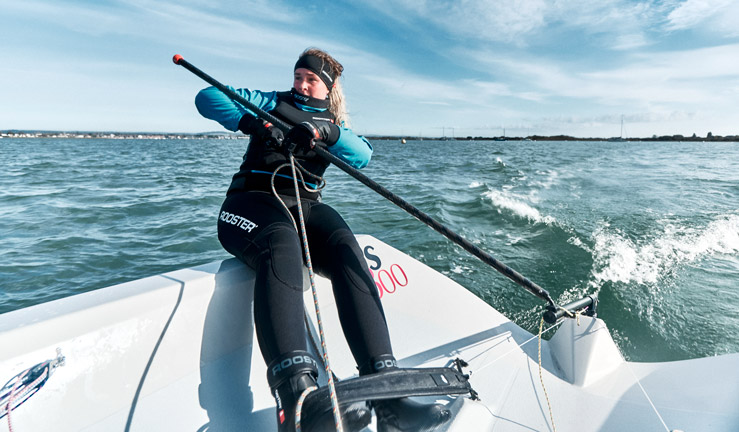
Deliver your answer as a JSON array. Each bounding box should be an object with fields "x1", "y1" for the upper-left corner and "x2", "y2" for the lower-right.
[{"x1": 1, "y1": 348, "x2": 65, "y2": 432}]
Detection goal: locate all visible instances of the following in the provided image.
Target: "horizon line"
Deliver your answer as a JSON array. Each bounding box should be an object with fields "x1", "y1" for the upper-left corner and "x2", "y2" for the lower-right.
[{"x1": 2, "y1": 129, "x2": 738, "y2": 142}]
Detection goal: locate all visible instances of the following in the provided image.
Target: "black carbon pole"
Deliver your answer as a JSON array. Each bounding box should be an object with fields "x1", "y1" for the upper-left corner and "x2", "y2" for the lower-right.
[
  {"x1": 173, "y1": 54, "x2": 557, "y2": 307},
  {"x1": 311, "y1": 145, "x2": 556, "y2": 306}
]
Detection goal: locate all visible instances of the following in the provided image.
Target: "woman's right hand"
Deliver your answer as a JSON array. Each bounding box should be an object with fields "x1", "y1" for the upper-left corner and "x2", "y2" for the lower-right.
[{"x1": 238, "y1": 115, "x2": 284, "y2": 148}]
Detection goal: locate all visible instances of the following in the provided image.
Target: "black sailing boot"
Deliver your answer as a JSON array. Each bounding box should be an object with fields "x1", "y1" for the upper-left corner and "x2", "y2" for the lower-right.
[
  {"x1": 360, "y1": 355, "x2": 451, "y2": 432},
  {"x1": 267, "y1": 351, "x2": 372, "y2": 432}
]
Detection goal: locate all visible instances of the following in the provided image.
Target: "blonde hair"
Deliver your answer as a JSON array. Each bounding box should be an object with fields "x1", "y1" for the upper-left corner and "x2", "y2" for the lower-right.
[{"x1": 299, "y1": 48, "x2": 351, "y2": 127}]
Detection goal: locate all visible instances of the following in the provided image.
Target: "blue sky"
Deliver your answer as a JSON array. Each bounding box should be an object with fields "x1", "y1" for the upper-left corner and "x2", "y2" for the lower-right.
[{"x1": 2, "y1": 0, "x2": 739, "y2": 138}]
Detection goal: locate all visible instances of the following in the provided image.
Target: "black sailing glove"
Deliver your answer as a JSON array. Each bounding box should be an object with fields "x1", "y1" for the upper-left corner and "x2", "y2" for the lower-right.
[
  {"x1": 238, "y1": 115, "x2": 285, "y2": 149},
  {"x1": 283, "y1": 121, "x2": 340, "y2": 154}
]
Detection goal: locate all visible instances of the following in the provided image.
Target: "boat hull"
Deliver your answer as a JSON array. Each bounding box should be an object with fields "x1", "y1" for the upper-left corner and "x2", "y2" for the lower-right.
[{"x1": 1, "y1": 235, "x2": 737, "y2": 431}]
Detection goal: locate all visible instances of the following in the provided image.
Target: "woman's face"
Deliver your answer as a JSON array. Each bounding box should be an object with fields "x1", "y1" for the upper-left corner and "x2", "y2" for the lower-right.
[{"x1": 293, "y1": 68, "x2": 329, "y2": 100}]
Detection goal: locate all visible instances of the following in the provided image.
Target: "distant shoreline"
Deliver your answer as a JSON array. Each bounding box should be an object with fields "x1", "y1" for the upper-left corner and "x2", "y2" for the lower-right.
[
  {"x1": 2, "y1": 130, "x2": 738, "y2": 142},
  {"x1": 0, "y1": 130, "x2": 248, "y2": 140}
]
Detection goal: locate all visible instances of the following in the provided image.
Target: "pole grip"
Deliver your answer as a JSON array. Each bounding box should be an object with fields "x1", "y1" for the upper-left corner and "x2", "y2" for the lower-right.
[{"x1": 543, "y1": 294, "x2": 597, "y2": 324}]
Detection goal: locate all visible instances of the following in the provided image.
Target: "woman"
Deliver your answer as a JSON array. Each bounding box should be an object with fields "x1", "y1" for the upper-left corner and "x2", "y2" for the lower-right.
[{"x1": 195, "y1": 48, "x2": 448, "y2": 432}]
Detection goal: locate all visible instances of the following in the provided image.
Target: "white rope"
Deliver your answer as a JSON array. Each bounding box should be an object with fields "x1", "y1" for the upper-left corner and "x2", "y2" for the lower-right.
[
  {"x1": 295, "y1": 385, "x2": 319, "y2": 432},
  {"x1": 270, "y1": 161, "x2": 324, "y2": 233},
  {"x1": 533, "y1": 308, "x2": 583, "y2": 432},
  {"x1": 623, "y1": 362, "x2": 671, "y2": 432},
  {"x1": 472, "y1": 311, "x2": 670, "y2": 432},
  {"x1": 3, "y1": 369, "x2": 29, "y2": 432},
  {"x1": 461, "y1": 318, "x2": 561, "y2": 432},
  {"x1": 472, "y1": 319, "x2": 563, "y2": 374},
  {"x1": 538, "y1": 317, "x2": 557, "y2": 432},
  {"x1": 272, "y1": 155, "x2": 343, "y2": 432},
  {"x1": 2, "y1": 350, "x2": 63, "y2": 432}
]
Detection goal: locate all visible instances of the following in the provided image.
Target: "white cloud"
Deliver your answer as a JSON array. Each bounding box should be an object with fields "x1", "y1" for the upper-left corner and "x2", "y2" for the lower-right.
[
  {"x1": 358, "y1": 0, "x2": 664, "y2": 50},
  {"x1": 550, "y1": 0, "x2": 654, "y2": 35},
  {"x1": 439, "y1": 37, "x2": 739, "y2": 137},
  {"x1": 359, "y1": 0, "x2": 548, "y2": 44},
  {"x1": 2, "y1": 0, "x2": 301, "y2": 55},
  {"x1": 463, "y1": 41, "x2": 739, "y2": 106},
  {"x1": 611, "y1": 33, "x2": 650, "y2": 51},
  {"x1": 665, "y1": 0, "x2": 734, "y2": 31},
  {"x1": 1, "y1": 1, "x2": 126, "y2": 36}
]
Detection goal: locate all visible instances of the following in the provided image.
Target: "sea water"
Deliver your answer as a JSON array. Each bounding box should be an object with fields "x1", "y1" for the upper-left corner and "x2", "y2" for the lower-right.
[{"x1": 1, "y1": 138, "x2": 737, "y2": 362}]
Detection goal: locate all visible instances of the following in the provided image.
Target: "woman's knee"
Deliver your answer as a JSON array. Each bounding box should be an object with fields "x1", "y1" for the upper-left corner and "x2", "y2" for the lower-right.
[{"x1": 262, "y1": 224, "x2": 305, "y2": 291}]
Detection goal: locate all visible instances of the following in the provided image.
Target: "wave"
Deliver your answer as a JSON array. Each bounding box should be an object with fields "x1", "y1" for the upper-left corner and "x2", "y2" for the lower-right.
[
  {"x1": 472, "y1": 164, "x2": 562, "y2": 226},
  {"x1": 480, "y1": 188, "x2": 556, "y2": 225},
  {"x1": 589, "y1": 214, "x2": 739, "y2": 286},
  {"x1": 532, "y1": 169, "x2": 559, "y2": 190}
]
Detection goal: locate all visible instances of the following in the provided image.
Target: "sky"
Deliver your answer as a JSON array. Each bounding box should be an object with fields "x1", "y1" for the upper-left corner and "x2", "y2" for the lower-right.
[{"x1": 2, "y1": 0, "x2": 739, "y2": 138}]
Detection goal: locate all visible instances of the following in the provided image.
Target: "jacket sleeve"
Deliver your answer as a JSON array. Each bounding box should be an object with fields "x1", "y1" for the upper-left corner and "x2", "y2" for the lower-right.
[
  {"x1": 327, "y1": 127, "x2": 373, "y2": 169},
  {"x1": 194, "y1": 86, "x2": 279, "y2": 132}
]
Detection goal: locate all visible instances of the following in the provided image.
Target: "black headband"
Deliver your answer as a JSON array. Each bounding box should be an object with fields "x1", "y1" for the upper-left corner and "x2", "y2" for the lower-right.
[{"x1": 294, "y1": 54, "x2": 336, "y2": 90}]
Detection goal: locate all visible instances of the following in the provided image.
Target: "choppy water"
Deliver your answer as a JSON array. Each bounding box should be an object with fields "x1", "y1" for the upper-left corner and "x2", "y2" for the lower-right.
[{"x1": 2, "y1": 138, "x2": 737, "y2": 362}]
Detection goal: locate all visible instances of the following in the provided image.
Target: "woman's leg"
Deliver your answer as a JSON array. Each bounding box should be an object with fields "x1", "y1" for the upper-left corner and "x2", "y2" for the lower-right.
[
  {"x1": 304, "y1": 202, "x2": 450, "y2": 431},
  {"x1": 218, "y1": 192, "x2": 306, "y2": 363},
  {"x1": 303, "y1": 201, "x2": 393, "y2": 366},
  {"x1": 218, "y1": 193, "x2": 371, "y2": 431}
]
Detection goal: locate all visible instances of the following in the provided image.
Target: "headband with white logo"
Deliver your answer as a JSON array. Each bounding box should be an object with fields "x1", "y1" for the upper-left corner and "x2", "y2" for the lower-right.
[{"x1": 294, "y1": 54, "x2": 336, "y2": 90}]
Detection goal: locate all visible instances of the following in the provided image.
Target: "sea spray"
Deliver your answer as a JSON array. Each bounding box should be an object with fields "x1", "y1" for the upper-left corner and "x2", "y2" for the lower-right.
[
  {"x1": 482, "y1": 188, "x2": 557, "y2": 225},
  {"x1": 590, "y1": 214, "x2": 739, "y2": 287}
]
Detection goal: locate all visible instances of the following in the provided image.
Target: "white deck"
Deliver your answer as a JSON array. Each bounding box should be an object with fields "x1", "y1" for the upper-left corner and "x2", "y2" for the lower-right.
[{"x1": 1, "y1": 235, "x2": 737, "y2": 431}]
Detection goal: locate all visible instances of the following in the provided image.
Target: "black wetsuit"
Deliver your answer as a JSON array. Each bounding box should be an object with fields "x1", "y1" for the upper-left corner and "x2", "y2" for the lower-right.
[{"x1": 199, "y1": 87, "x2": 393, "y2": 368}]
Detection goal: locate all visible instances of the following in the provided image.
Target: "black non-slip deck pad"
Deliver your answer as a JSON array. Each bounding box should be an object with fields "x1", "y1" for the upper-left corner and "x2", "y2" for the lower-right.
[{"x1": 303, "y1": 367, "x2": 472, "y2": 412}]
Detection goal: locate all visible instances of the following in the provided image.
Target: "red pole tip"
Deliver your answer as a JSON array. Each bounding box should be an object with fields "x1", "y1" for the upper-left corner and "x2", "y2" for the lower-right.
[{"x1": 173, "y1": 54, "x2": 183, "y2": 64}]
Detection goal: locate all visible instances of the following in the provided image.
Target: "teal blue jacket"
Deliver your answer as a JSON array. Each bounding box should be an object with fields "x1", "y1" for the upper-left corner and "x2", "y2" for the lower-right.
[{"x1": 195, "y1": 86, "x2": 372, "y2": 169}]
